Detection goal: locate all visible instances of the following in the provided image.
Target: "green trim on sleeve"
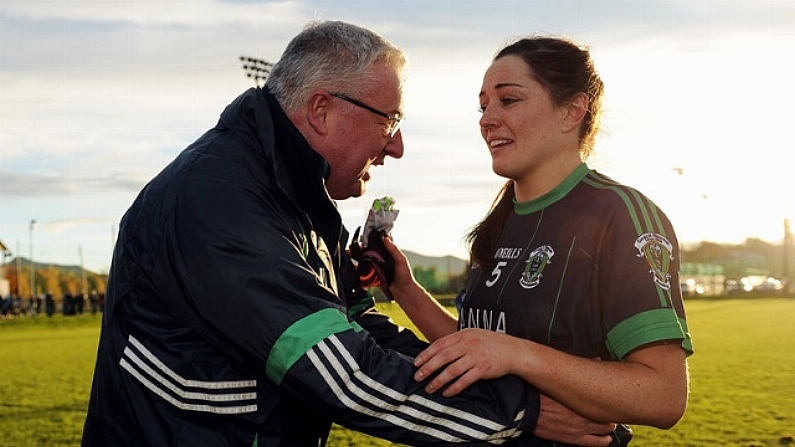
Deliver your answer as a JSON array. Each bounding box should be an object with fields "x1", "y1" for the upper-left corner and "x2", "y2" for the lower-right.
[
  {"x1": 347, "y1": 294, "x2": 375, "y2": 318},
  {"x1": 606, "y1": 308, "x2": 694, "y2": 360},
  {"x1": 266, "y1": 307, "x2": 361, "y2": 385}
]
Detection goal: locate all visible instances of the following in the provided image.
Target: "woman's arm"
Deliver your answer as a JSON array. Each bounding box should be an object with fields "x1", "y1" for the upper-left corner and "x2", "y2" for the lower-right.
[
  {"x1": 413, "y1": 329, "x2": 689, "y2": 429},
  {"x1": 382, "y1": 237, "x2": 458, "y2": 341}
]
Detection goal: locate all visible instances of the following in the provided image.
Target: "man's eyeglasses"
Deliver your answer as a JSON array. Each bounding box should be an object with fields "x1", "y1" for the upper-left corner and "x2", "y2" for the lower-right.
[{"x1": 330, "y1": 92, "x2": 403, "y2": 138}]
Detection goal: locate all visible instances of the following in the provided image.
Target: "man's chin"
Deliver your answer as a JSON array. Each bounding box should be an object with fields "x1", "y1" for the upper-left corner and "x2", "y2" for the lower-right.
[
  {"x1": 349, "y1": 184, "x2": 367, "y2": 199},
  {"x1": 329, "y1": 181, "x2": 366, "y2": 200}
]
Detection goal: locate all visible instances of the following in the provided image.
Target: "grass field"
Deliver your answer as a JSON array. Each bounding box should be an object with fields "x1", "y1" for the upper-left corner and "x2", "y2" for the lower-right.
[{"x1": 1, "y1": 298, "x2": 794, "y2": 447}]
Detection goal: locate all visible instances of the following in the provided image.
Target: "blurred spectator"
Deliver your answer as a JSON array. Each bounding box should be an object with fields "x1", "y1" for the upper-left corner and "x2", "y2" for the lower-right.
[
  {"x1": 62, "y1": 292, "x2": 74, "y2": 316},
  {"x1": 90, "y1": 290, "x2": 100, "y2": 315},
  {"x1": 45, "y1": 293, "x2": 56, "y2": 317},
  {"x1": 75, "y1": 292, "x2": 85, "y2": 315}
]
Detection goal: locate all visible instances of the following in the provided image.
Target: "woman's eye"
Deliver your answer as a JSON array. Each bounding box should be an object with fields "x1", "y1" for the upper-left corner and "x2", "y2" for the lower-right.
[
  {"x1": 479, "y1": 96, "x2": 518, "y2": 113},
  {"x1": 501, "y1": 97, "x2": 518, "y2": 106}
]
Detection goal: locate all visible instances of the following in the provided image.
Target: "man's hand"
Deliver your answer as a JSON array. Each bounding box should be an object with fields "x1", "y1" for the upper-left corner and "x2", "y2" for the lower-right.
[{"x1": 535, "y1": 394, "x2": 616, "y2": 447}]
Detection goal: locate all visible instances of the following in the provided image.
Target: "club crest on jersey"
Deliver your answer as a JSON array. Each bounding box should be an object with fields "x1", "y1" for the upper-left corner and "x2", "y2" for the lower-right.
[
  {"x1": 634, "y1": 233, "x2": 673, "y2": 290},
  {"x1": 519, "y1": 245, "x2": 554, "y2": 289}
]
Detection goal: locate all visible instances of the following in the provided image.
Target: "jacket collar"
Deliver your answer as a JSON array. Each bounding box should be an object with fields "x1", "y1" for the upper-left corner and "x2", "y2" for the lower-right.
[
  {"x1": 257, "y1": 88, "x2": 345, "y2": 251},
  {"x1": 257, "y1": 88, "x2": 331, "y2": 208}
]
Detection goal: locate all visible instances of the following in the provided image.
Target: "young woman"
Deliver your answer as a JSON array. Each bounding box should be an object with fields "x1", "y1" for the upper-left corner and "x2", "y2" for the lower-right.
[{"x1": 384, "y1": 36, "x2": 693, "y2": 446}]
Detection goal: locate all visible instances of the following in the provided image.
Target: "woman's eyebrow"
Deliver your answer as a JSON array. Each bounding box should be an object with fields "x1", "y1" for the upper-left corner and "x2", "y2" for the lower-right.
[{"x1": 480, "y1": 83, "x2": 524, "y2": 97}]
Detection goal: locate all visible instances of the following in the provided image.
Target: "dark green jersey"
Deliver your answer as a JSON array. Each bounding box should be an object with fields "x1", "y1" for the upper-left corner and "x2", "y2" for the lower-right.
[{"x1": 460, "y1": 163, "x2": 693, "y2": 361}]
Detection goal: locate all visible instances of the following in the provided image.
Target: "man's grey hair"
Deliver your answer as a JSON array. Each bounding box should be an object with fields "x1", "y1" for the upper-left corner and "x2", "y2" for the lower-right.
[{"x1": 267, "y1": 20, "x2": 407, "y2": 112}]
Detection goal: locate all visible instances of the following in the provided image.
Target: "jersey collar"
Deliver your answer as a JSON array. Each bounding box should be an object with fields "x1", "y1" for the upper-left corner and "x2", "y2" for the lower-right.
[{"x1": 514, "y1": 163, "x2": 590, "y2": 215}]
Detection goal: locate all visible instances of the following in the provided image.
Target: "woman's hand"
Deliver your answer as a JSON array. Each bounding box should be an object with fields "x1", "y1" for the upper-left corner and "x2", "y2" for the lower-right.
[
  {"x1": 414, "y1": 332, "x2": 621, "y2": 446},
  {"x1": 413, "y1": 328, "x2": 522, "y2": 397},
  {"x1": 381, "y1": 236, "x2": 421, "y2": 298}
]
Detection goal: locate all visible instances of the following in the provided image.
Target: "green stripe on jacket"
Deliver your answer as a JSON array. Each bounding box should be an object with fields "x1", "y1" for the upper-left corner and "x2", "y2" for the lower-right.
[{"x1": 266, "y1": 307, "x2": 362, "y2": 385}]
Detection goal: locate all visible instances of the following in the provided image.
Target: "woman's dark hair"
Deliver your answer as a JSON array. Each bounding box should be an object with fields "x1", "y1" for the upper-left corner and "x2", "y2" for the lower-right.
[
  {"x1": 467, "y1": 180, "x2": 516, "y2": 271},
  {"x1": 466, "y1": 36, "x2": 604, "y2": 271}
]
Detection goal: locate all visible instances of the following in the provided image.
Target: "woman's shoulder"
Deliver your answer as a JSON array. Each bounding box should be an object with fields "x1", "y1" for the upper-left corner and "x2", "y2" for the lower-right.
[
  {"x1": 576, "y1": 170, "x2": 676, "y2": 238},
  {"x1": 579, "y1": 170, "x2": 660, "y2": 209}
]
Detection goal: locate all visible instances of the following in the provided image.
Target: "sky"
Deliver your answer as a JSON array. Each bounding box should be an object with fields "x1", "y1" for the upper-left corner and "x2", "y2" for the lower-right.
[{"x1": 1, "y1": 0, "x2": 794, "y2": 274}]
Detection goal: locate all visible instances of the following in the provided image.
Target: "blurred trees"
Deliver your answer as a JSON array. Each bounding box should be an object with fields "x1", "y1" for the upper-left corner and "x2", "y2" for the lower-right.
[
  {"x1": 683, "y1": 237, "x2": 792, "y2": 280},
  {"x1": 412, "y1": 265, "x2": 468, "y2": 295},
  {"x1": 1, "y1": 259, "x2": 107, "y2": 298}
]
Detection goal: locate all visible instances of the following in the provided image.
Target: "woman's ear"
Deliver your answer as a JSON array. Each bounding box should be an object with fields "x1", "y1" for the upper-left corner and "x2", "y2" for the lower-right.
[{"x1": 561, "y1": 92, "x2": 588, "y2": 133}]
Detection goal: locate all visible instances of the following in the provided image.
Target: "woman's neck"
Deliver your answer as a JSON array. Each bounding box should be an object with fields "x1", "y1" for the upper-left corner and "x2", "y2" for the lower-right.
[{"x1": 513, "y1": 154, "x2": 583, "y2": 202}]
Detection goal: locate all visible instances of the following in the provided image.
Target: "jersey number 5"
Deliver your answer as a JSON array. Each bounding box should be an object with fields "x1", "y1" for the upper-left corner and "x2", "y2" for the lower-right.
[{"x1": 485, "y1": 261, "x2": 508, "y2": 287}]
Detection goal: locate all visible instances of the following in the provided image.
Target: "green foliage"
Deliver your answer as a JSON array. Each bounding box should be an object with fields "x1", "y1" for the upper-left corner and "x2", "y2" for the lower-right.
[
  {"x1": 412, "y1": 265, "x2": 439, "y2": 291},
  {"x1": 411, "y1": 264, "x2": 467, "y2": 295},
  {"x1": 2, "y1": 299, "x2": 795, "y2": 446}
]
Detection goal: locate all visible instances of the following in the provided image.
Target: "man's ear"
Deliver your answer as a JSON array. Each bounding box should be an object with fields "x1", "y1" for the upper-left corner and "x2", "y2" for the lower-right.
[
  {"x1": 307, "y1": 91, "x2": 331, "y2": 135},
  {"x1": 561, "y1": 92, "x2": 588, "y2": 133}
]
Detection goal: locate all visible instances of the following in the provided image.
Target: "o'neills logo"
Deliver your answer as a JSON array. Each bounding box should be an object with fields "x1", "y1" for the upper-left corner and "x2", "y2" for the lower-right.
[
  {"x1": 634, "y1": 233, "x2": 673, "y2": 290},
  {"x1": 519, "y1": 245, "x2": 555, "y2": 289}
]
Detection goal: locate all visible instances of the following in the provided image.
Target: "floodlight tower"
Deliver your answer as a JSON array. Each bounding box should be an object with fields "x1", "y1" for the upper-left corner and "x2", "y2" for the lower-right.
[{"x1": 240, "y1": 56, "x2": 273, "y2": 87}]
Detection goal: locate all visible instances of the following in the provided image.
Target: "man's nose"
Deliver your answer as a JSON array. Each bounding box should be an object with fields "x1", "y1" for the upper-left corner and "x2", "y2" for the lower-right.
[{"x1": 384, "y1": 129, "x2": 404, "y2": 159}]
